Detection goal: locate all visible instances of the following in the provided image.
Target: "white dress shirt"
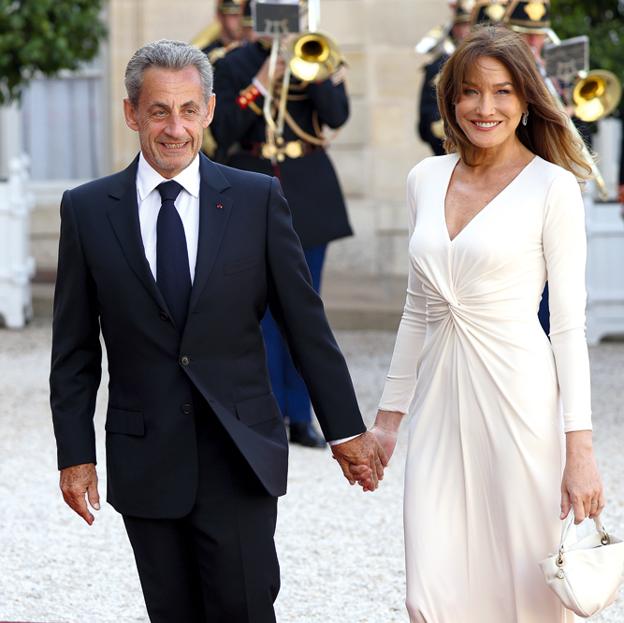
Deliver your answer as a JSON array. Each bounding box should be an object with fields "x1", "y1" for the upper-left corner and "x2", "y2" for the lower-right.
[{"x1": 136, "y1": 152, "x2": 201, "y2": 283}]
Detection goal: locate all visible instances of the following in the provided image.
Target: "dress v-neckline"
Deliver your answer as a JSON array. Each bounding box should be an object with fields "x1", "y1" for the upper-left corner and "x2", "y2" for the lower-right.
[{"x1": 442, "y1": 153, "x2": 538, "y2": 245}]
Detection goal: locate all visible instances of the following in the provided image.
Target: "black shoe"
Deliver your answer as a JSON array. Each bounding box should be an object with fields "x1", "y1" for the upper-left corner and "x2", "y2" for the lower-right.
[{"x1": 289, "y1": 422, "x2": 326, "y2": 448}]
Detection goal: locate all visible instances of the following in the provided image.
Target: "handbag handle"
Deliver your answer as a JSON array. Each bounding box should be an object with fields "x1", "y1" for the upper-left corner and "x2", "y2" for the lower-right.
[{"x1": 557, "y1": 512, "x2": 610, "y2": 566}]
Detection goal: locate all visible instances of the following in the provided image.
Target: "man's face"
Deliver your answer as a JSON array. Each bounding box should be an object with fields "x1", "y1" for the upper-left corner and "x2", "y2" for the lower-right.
[
  {"x1": 219, "y1": 13, "x2": 243, "y2": 44},
  {"x1": 451, "y1": 22, "x2": 471, "y2": 44},
  {"x1": 123, "y1": 66, "x2": 215, "y2": 178},
  {"x1": 522, "y1": 33, "x2": 546, "y2": 62}
]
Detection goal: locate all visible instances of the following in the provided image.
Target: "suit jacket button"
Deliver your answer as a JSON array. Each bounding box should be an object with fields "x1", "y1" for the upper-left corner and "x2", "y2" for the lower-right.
[
  {"x1": 180, "y1": 355, "x2": 190, "y2": 366},
  {"x1": 159, "y1": 310, "x2": 169, "y2": 321},
  {"x1": 181, "y1": 403, "x2": 193, "y2": 415}
]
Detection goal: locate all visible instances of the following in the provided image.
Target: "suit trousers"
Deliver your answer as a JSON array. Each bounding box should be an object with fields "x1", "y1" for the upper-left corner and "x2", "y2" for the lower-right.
[
  {"x1": 122, "y1": 390, "x2": 280, "y2": 623},
  {"x1": 261, "y1": 244, "x2": 327, "y2": 424}
]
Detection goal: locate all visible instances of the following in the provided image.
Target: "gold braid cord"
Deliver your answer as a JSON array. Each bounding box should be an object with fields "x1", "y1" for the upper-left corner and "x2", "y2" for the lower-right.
[{"x1": 283, "y1": 109, "x2": 327, "y2": 146}]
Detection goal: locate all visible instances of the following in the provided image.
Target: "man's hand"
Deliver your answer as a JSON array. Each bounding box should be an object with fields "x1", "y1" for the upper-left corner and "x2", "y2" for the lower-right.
[
  {"x1": 331, "y1": 432, "x2": 388, "y2": 491},
  {"x1": 60, "y1": 463, "x2": 100, "y2": 525},
  {"x1": 255, "y1": 56, "x2": 286, "y2": 91}
]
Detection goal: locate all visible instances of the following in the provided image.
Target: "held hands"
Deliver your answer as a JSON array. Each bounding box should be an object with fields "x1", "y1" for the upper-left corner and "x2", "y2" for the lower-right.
[
  {"x1": 331, "y1": 410, "x2": 403, "y2": 492},
  {"x1": 561, "y1": 431, "x2": 605, "y2": 525},
  {"x1": 331, "y1": 432, "x2": 388, "y2": 492},
  {"x1": 60, "y1": 463, "x2": 100, "y2": 525}
]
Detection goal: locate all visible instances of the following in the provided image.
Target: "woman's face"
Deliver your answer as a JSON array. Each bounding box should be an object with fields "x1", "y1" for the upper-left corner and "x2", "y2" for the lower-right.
[{"x1": 454, "y1": 56, "x2": 526, "y2": 151}]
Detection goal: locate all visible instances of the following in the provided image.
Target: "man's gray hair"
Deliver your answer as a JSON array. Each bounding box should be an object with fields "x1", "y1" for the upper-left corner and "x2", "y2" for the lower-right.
[{"x1": 124, "y1": 39, "x2": 213, "y2": 106}]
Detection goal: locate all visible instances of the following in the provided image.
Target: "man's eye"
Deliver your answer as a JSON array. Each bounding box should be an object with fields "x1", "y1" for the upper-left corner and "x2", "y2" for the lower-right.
[{"x1": 152, "y1": 110, "x2": 166, "y2": 117}]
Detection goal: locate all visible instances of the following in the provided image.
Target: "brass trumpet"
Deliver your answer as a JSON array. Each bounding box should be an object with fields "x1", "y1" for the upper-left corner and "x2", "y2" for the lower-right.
[
  {"x1": 287, "y1": 32, "x2": 342, "y2": 83},
  {"x1": 573, "y1": 70, "x2": 622, "y2": 122}
]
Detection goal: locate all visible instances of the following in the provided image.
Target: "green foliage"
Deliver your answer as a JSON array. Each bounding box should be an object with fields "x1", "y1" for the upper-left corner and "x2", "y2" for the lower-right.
[
  {"x1": 0, "y1": 0, "x2": 107, "y2": 104},
  {"x1": 551, "y1": 0, "x2": 624, "y2": 115}
]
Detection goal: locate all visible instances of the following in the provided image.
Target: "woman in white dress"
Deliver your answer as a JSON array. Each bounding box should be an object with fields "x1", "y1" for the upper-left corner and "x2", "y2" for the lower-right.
[{"x1": 366, "y1": 27, "x2": 605, "y2": 622}]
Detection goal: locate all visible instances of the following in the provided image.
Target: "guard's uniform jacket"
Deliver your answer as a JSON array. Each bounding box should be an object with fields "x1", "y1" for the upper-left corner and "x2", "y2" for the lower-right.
[
  {"x1": 202, "y1": 39, "x2": 225, "y2": 58},
  {"x1": 211, "y1": 41, "x2": 352, "y2": 249},
  {"x1": 418, "y1": 53, "x2": 447, "y2": 156}
]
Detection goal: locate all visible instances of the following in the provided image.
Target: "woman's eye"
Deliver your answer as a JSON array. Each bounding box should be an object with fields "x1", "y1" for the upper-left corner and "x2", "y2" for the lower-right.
[
  {"x1": 497, "y1": 89, "x2": 511, "y2": 95},
  {"x1": 463, "y1": 88, "x2": 478, "y2": 95}
]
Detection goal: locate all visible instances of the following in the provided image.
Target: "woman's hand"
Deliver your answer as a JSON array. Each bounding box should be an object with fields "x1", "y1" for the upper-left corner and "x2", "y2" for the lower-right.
[
  {"x1": 371, "y1": 410, "x2": 403, "y2": 464},
  {"x1": 561, "y1": 430, "x2": 605, "y2": 524}
]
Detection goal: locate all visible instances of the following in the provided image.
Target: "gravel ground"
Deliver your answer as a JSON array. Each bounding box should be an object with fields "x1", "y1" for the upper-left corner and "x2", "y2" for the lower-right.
[{"x1": 0, "y1": 321, "x2": 622, "y2": 622}]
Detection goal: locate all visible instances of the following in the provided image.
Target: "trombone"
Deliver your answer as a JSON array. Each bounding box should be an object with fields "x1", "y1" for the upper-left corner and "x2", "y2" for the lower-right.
[
  {"x1": 261, "y1": 0, "x2": 344, "y2": 163},
  {"x1": 542, "y1": 40, "x2": 622, "y2": 199},
  {"x1": 572, "y1": 70, "x2": 622, "y2": 122}
]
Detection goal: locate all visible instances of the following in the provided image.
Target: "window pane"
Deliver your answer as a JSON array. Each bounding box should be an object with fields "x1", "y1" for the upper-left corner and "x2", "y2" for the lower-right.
[{"x1": 22, "y1": 72, "x2": 104, "y2": 181}]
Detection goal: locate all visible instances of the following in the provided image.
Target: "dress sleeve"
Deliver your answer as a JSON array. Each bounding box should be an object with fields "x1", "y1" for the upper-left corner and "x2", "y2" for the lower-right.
[
  {"x1": 543, "y1": 171, "x2": 592, "y2": 432},
  {"x1": 378, "y1": 166, "x2": 428, "y2": 414}
]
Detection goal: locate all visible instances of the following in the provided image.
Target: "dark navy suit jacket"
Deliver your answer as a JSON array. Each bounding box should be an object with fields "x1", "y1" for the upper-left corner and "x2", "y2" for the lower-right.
[{"x1": 50, "y1": 153, "x2": 365, "y2": 518}]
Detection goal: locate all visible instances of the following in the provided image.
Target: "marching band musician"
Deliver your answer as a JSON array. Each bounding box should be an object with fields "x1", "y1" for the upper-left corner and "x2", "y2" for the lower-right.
[
  {"x1": 210, "y1": 0, "x2": 352, "y2": 448},
  {"x1": 417, "y1": 1, "x2": 473, "y2": 155},
  {"x1": 470, "y1": 0, "x2": 509, "y2": 26},
  {"x1": 505, "y1": 0, "x2": 593, "y2": 148},
  {"x1": 504, "y1": 0, "x2": 555, "y2": 334},
  {"x1": 504, "y1": 0, "x2": 550, "y2": 66},
  {"x1": 194, "y1": 0, "x2": 246, "y2": 162},
  {"x1": 504, "y1": 0, "x2": 599, "y2": 334},
  {"x1": 197, "y1": 0, "x2": 245, "y2": 61}
]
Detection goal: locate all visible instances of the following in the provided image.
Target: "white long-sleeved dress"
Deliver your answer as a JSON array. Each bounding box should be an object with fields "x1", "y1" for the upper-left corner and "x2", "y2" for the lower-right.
[{"x1": 380, "y1": 153, "x2": 591, "y2": 623}]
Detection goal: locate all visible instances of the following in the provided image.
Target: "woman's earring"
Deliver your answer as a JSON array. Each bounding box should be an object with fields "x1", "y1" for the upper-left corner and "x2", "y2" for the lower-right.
[{"x1": 522, "y1": 111, "x2": 529, "y2": 126}]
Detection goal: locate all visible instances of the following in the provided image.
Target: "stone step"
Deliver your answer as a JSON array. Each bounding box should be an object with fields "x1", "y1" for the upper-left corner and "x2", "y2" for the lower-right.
[{"x1": 28, "y1": 271, "x2": 406, "y2": 331}]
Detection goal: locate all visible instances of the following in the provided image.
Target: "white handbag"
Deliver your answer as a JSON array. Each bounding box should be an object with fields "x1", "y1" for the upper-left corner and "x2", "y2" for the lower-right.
[{"x1": 539, "y1": 513, "x2": 624, "y2": 618}]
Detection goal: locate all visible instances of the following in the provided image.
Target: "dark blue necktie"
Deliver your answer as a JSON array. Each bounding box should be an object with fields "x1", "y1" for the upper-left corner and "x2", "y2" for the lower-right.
[{"x1": 156, "y1": 181, "x2": 191, "y2": 329}]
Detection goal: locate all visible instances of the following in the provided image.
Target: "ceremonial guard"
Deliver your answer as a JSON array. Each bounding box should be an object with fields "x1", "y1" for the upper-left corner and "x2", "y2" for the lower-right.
[
  {"x1": 192, "y1": 0, "x2": 245, "y2": 62},
  {"x1": 192, "y1": 0, "x2": 246, "y2": 162},
  {"x1": 210, "y1": 1, "x2": 352, "y2": 448},
  {"x1": 504, "y1": 0, "x2": 551, "y2": 62},
  {"x1": 417, "y1": 1, "x2": 473, "y2": 155},
  {"x1": 470, "y1": 0, "x2": 509, "y2": 25},
  {"x1": 503, "y1": 1, "x2": 554, "y2": 332}
]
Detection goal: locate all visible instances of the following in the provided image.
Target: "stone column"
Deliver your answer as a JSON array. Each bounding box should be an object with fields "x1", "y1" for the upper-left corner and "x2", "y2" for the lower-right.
[{"x1": 326, "y1": 0, "x2": 447, "y2": 276}]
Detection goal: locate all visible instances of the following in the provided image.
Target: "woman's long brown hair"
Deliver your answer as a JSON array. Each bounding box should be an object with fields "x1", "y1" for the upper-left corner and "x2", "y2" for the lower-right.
[{"x1": 437, "y1": 26, "x2": 591, "y2": 178}]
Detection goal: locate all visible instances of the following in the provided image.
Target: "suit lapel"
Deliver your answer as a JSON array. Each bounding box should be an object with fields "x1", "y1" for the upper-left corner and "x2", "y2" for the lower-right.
[
  {"x1": 188, "y1": 154, "x2": 233, "y2": 314},
  {"x1": 106, "y1": 156, "x2": 170, "y2": 314}
]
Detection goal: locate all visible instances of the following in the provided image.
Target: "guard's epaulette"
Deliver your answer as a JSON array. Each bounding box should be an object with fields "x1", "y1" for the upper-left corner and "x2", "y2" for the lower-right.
[
  {"x1": 209, "y1": 40, "x2": 243, "y2": 65},
  {"x1": 191, "y1": 21, "x2": 222, "y2": 51}
]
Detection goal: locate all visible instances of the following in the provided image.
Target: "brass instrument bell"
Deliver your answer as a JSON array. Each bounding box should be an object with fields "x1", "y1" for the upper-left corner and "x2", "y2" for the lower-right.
[
  {"x1": 287, "y1": 32, "x2": 342, "y2": 82},
  {"x1": 573, "y1": 70, "x2": 622, "y2": 122}
]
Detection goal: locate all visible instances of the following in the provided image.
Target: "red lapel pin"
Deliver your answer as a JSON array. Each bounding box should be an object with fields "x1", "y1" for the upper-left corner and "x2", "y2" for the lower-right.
[{"x1": 216, "y1": 202, "x2": 223, "y2": 209}]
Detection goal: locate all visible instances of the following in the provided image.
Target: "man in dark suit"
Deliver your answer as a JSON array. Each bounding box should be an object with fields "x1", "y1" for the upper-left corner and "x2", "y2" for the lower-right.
[
  {"x1": 210, "y1": 15, "x2": 353, "y2": 448},
  {"x1": 50, "y1": 39, "x2": 385, "y2": 623}
]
